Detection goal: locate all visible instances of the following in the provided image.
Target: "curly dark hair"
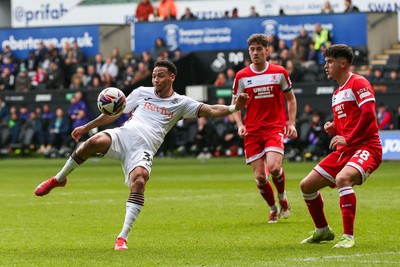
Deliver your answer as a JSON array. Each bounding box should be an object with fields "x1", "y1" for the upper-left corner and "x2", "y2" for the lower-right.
[
  {"x1": 323, "y1": 44, "x2": 354, "y2": 64},
  {"x1": 154, "y1": 60, "x2": 178, "y2": 76}
]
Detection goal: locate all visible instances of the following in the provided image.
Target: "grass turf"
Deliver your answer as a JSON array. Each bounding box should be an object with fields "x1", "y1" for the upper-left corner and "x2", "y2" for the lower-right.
[{"x1": 0, "y1": 157, "x2": 399, "y2": 266}]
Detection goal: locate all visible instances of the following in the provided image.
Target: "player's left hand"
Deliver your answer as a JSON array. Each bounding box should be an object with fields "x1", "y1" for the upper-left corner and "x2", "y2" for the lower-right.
[
  {"x1": 234, "y1": 93, "x2": 249, "y2": 110},
  {"x1": 329, "y1": 135, "x2": 347, "y2": 150},
  {"x1": 285, "y1": 124, "x2": 297, "y2": 139}
]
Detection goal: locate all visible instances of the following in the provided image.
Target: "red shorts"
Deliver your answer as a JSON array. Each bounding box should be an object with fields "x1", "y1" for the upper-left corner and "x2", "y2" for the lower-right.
[
  {"x1": 244, "y1": 128, "x2": 285, "y2": 164},
  {"x1": 314, "y1": 143, "x2": 382, "y2": 186}
]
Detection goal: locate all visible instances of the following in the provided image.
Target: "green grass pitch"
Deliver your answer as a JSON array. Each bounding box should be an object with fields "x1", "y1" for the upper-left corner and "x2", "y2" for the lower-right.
[{"x1": 0, "y1": 157, "x2": 399, "y2": 266}]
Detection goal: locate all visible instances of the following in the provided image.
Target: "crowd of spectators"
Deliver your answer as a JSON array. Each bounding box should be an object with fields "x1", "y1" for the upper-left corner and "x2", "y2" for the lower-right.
[{"x1": 0, "y1": 0, "x2": 398, "y2": 159}]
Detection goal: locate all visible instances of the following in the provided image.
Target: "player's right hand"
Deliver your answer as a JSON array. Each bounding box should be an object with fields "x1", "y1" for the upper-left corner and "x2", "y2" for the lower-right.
[
  {"x1": 238, "y1": 125, "x2": 248, "y2": 138},
  {"x1": 71, "y1": 126, "x2": 86, "y2": 142},
  {"x1": 324, "y1": 121, "x2": 336, "y2": 135}
]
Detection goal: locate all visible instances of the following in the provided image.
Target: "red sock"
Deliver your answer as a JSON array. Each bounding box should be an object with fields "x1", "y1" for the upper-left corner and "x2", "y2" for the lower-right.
[
  {"x1": 256, "y1": 180, "x2": 275, "y2": 207},
  {"x1": 303, "y1": 192, "x2": 328, "y2": 228},
  {"x1": 339, "y1": 186, "x2": 356, "y2": 236},
  {"x1": 272, "y1": 168, "x2": 285, "y2": 195}
]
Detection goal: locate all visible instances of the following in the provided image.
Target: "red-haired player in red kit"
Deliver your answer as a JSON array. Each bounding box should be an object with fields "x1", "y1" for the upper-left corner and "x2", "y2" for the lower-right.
[
  {"x1": 300, "y1": 44, "x2": 382, "y2": 248},
  {"x1": 231, "y1": 34, "x2": 298, "y2": 223}
]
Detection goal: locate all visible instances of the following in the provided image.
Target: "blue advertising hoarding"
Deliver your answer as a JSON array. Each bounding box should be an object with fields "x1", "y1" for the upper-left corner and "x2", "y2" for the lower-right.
[
  {"x1": 0, "y1": 25, "x2": 100, "y2": 59},
  {"x1": 380, "y1": 131, "x2": 400, "y2": 160},
  {"x1": 134, "y1": 13, "x2": 367, "y2": 53}
]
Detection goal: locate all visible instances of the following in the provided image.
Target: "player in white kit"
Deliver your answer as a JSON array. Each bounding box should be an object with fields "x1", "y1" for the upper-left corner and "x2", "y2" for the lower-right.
[{"x1": 34, "y1": 60, "x2": 249, "y2": 250}]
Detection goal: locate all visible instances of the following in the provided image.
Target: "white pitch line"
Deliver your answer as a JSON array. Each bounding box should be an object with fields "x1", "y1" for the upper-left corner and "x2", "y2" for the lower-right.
[{"x1": 297, "y1": 252, "x2": 400, "y2": 262}]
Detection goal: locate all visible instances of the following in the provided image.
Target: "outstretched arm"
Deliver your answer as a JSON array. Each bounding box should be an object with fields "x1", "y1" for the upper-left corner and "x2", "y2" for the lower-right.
[
  {"x1": 71, "y1": 113, "x2": 121, "y2": 142},
  {"x1": 198, "y1": 93, "x2": 248, "y2": 118}
]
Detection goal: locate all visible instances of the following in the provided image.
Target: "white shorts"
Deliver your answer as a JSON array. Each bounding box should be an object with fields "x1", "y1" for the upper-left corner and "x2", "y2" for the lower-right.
[{"x1": 102, "y1": 128, "x2": 153, "y2": 187}]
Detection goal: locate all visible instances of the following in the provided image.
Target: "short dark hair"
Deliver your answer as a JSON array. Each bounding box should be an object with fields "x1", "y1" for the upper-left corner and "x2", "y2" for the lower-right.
[
  {"x1": 323, "y1": 44, "x2": 354, "y2": 64},
  {"x1": 154, "y1": 60, "x2": 178, "y2": 76},
  {"x1": 247, "y1": 34, "x2": 269, "y2": 47}
]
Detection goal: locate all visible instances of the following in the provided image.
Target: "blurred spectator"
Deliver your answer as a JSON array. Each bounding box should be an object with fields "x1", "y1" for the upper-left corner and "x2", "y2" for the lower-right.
[
  {"x1": 2, "y1": 45, "x2": 14, "y2": 63},
  {"x1": 100, "y1": 56, "x2": 119, "y2": 82},
  {"x1": 180, "y1": 7, "x2": 196, "y2": 20},
  {"x1": 40, "y1": 104, "x2": 55, "y2": 150},
  {"x1": 19, "y1": 111, "x2": 44, "y2": 151},
  {"x1": 232, "y1": 8, "x2": 238, "y2": 18},
  {"x1": 35, "y1": 41, "x2": 48, "y2": 64},
  {"x1": 171, "y1": 48, "x2": 183, "y2": 61},
  {"x1": 141, "y1": 51, "x2": 155, "y2": 70},
  {"x1": 14, "y1": 66, "x2": 32, "y2": 92},
  {"x1": 0, "y1": 67, "x2": 15, "y2": 91},
  {"x1": 5, "y1": 111, "x2": 20, "y2": 147},
  {"x1": 193, "y1": 117, "x2": 215, "y2": 159},
  {"x1": 70, "y1": 66, "x2": 86, "y2": 88},
  {"x1": 349, "y1": 65, "x2": 358, "y2": 74},
  {"x1": 299, "y1": 103, "x2": 314, "y2": 125},
  {"x1": 111, "y1": 47, "x2": 124, "y2": 72},
  {"x1": 1, "y1": 57, "x2": 16, "y2": 74},
  {"x1": 93, "y1": 53, "x2": 104, "y2": 75},
  {"x1": 0, "y1": 97, "x2": 10, "y2": 125},
  {"x1": 304, "y1": 111, "x2": 329, "y2": 159},
  {"x1": 386, "y1": 70, "x2": 399, "y2": 82},
  {"x1": 321, "y1": 0, "x2": 334, "y2": 14},
  {"x1": 285, "y1": 60, "x2": 303, "y2": 82},
  {"x1": 25, "y1": 51, "x2": 39, "y2": 77},
  {"x1": 362, "y1": 66, "x2": 373, "y2": 83},
  {"x1": 85, "y1": 64, "x2": 101, "y2": 88},
  {"x1": 69, "y1": 74, "x2": 84, "y2": 90},
  {"x1": 223, "y1": 10, "x2": 230, "y2": 18},
  {"x1": 295, "y1": 28, "x2": 312, "y2": 56},
  {"x1": 372, "y1": 68, "x2": 385, "y2": 83},
  {"x1": 221, "y1": 113, "x2": 242, "y2": 156},
  {"x1": 148, "y1": 9, "x2": 162, "y2": 21},
  {"x1": 377, "y1": 103, "x2": 393, "y2": 130},
  {"x1": 289, "y1": 39, "x2": 307, "y2": 65},
  {"x1": 214, "y1": 72, "x2": 227, "y2": 87},
  {"x1": 45, "y1": 107, "x2": 70, "y2": 154},
  {"x1": 158, "y1": 0, "x2": 177, "y2": 20},
  {"x1": 120, "y1": 65, "x2": 136, "y2": 91},
  {"x1": 277, "y1": 40, "x2": 289, "y2": 55},
  {"x1": 60, "y1": 42, "x2": 71, "y2": 60},
  {"x1": 31, "y1": 65, "x2": 47, "y2": 90},
  {"x1": 151, "y1": 37, "x2": 169, "y2": 61},
  {"x1": 249, "y1": 6, "x2": 259, "y2": 17},
  {"x1": 46, "y1": 61, "x2": 64, "y2": 89},
  {"x1": 88, "y1": 76, "x2": 103, "y2": 90},
  {"x1": 40, "y1": 52, "x2": 51, "y2": 71},
  {"x1": 313, "y1": 23, "x2": 332, "y2": 54},
  {"x1": 268, "y1": 34, "x2": 280, "y2": 52},
  {"x1": 344, "y1": 0, "x2": 359, "y2": 12},
  {"x1": 132, "y1": 62, "x2": 151, "y2": 84},
  {"x1": 71, "y1": 109, "x2": 91, "y2": 141},
  {"x1": 18, "y1": 105, "x2": 30, "y2": 121},
  {"x1": 225, "y1": 68, "x2": 236, "y2": 87},
  {"x1": 279, "y1": 8, "x2": 286, "y2": 16},
  {"x1": 102, "y1": 73, "x2": 116, "y2": 88},
  {"x1": 135, "y1": 0, "x2": 154, "y2": 22},
  {"x1": 71, "y1": 41, "x2": 84, "y2": 65}
]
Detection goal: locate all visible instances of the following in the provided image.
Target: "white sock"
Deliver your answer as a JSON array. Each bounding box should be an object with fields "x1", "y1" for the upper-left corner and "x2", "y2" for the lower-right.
[
  {"x1": 277, "y1": 191, "x2": 287, "y2": 200},
  {"x1": 55, "y1": 157, "x2": 79, "y2": 182},
  {"x1": 270, "y1": 204, "x2": 278, "y2": 212},
  {"x1": 316, "y1": 226, "x2": 330, "y2": 234},
  {"x1": 118, "y1": 202, "x2": 143, "y2": 240}
]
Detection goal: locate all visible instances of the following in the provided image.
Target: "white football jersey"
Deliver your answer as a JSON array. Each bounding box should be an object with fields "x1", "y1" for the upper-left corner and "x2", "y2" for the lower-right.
[{"x1": 121, "y1": 86, "x2": 202, "y2": 153}]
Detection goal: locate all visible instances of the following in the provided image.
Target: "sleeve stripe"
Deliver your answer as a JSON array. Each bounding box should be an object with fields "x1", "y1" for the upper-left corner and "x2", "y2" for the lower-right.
[
  {"x1": 283, "y1": 87, "x2": 292, "y2": 93},
  {"x1": 196, "y1": 103, "x2": 204, "y2": 117},
  {"x1": 358, "y1": 98, "x2": 375, "y2": 107}
]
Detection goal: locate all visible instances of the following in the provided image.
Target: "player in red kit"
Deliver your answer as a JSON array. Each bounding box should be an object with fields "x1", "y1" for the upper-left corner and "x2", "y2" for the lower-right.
[
  {"x1": 231, "y1": 34, "x2": 298, "y2": 223},
  {"x1": 300, "y1": 44, "x2": 382, "y2": 248}
]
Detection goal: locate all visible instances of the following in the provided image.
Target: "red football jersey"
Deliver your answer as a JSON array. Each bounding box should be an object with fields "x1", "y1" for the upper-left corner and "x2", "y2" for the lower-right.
[
  {"x1": 332, "y1": 74, "x2": 380, "y2": 149},
  {"x1": 232, "y1": 63, "x2": 292, "y2": 133}
]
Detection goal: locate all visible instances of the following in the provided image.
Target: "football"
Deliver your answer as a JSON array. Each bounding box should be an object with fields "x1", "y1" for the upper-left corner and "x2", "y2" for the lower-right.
[{"x1": 97, "y1": 87, "x2": 126, "y2": 116}]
